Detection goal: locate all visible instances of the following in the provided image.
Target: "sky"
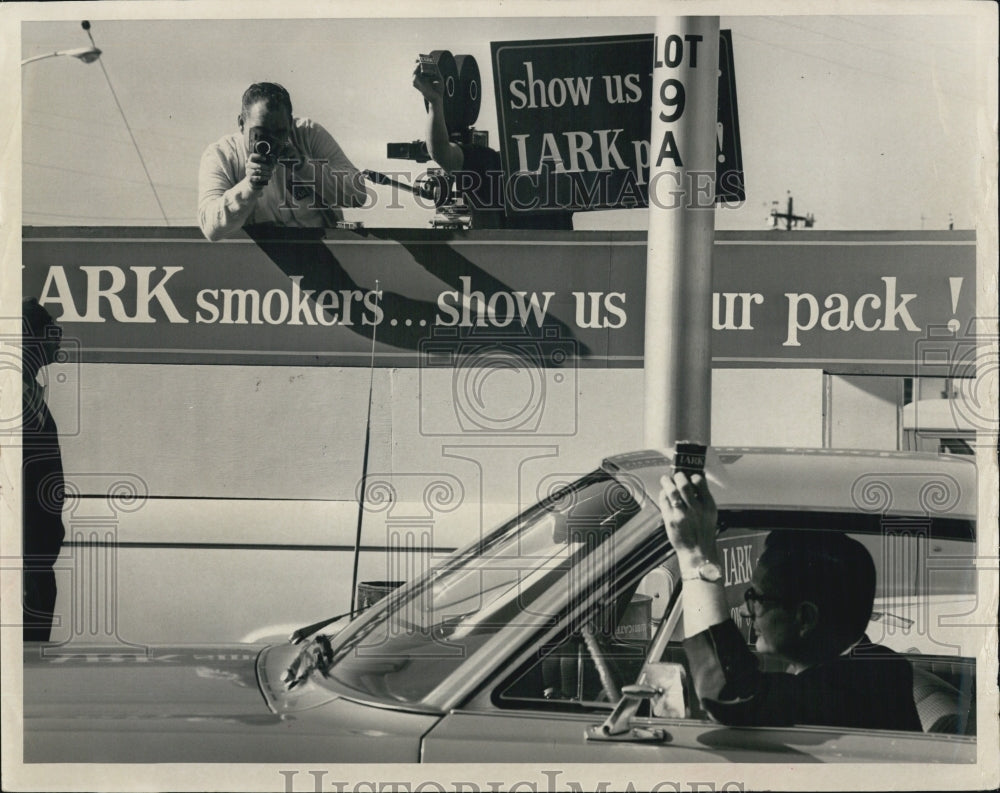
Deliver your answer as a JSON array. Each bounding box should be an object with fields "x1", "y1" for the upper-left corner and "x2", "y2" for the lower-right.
[{"x1": 8, "y1": 4, "x2": 995, "y2": 233}]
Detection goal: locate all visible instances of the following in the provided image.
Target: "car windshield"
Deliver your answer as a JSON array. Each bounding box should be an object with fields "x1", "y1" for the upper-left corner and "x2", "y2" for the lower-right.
[{"x1": 318, "y1": 471, "x2": 643, "y2": 704}]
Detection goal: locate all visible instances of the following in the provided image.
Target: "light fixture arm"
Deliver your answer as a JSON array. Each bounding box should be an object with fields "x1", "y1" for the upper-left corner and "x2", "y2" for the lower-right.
[{"x1": 20, "y1": 46, "x2": 101, "y2": 67}]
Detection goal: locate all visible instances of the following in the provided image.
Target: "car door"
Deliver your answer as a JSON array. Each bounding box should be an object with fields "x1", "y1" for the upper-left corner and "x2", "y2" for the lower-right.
[
  {"x1": 418, "y1": 661, "x2": 973, "y2": 764},
  {"x1": 419, "y1": 533, "x2": 778, "y2": 763},
  {"x1": 420, "y1": 527, "x2": 760, "y2": 762},
  {"x1": 420, "y1": 708, "x2": 978, "y2": 764},
  {"x1": 419, "y1": 523, "x2": 976, "y2": 764}
]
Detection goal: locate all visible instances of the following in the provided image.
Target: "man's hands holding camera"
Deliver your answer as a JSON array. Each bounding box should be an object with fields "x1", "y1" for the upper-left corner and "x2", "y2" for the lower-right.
[
  {"x1": 246, "y1": 129, "x2": 280, "y2": 191},
  {"x1": 246, "y1": 152, "x2": 275, "y2": 192}
]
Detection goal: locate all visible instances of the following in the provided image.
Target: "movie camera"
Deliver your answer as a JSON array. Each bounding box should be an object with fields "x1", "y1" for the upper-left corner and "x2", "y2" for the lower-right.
[
  {"x1": 373, "y1": 51, "x2": 487, "y2": 228},
  {"x1": 249, "y1": 127, "x2": 277, "y2": 159}
]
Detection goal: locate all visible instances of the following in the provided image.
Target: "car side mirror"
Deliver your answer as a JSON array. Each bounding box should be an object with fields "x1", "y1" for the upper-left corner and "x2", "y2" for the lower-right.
[{"x1": 585, "y1": 662, "x2": 688, "y2": 743}]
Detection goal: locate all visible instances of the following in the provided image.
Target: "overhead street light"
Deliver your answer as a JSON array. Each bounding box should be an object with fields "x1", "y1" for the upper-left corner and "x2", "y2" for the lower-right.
[
  {"x1": 21, "y1": 20, "x2": 170, "y2": 225},
  {"x1": 21, "y1": 46, "x2": 102, "y2": 67}
]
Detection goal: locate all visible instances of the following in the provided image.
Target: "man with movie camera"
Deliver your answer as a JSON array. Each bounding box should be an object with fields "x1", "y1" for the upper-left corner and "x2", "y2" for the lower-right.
[
  {"x1": 657, "y1": 470, "x2": 922, "y2": 731},
  {"x1": 411, "y1": 63, "x2": 573, "y2": 230},
  {"x1": 198, "y1": 82, "x2": 368, "y2": 241}
]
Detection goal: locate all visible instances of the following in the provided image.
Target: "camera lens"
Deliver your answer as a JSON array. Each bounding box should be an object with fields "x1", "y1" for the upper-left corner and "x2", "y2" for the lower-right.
[{"x1": 254, "y1": 139, "x2": 271, "y2": 156}]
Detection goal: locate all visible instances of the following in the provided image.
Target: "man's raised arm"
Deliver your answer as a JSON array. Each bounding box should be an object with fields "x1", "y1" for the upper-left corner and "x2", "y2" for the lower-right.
[{"x1": 197, "y1": 144, "x2": 260, "y2": 241}]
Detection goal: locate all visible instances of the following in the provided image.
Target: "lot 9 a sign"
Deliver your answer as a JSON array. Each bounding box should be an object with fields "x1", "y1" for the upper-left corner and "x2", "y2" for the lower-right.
[{"x1": 490, "y1": 31, "x2": 744, "y2": 214}]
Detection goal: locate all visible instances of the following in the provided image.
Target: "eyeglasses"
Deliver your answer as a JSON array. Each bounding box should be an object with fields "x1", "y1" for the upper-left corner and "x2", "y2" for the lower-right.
[{"x1": 743, "y1": 586, "x2": 788, "y2": 616}]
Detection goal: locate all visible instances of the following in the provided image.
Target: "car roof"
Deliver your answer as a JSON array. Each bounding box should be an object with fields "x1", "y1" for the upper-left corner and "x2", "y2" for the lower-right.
[{"x1": 602, "y1": 447, "x2": 977, "y2": 520}]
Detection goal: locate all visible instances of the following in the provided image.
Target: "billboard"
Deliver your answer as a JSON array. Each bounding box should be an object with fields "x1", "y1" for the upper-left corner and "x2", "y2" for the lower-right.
[
  {"x1": 490, "y1": 31, "x2": 744, "y2": 215},
  {"x1": 22, "y1": 228, "x2": 975, "y2": 376}
]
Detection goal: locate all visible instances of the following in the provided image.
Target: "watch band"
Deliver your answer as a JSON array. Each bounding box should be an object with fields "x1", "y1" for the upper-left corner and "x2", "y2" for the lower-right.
[{"x1": 681, "y1": 560, "x2": 723, "y2": 583}]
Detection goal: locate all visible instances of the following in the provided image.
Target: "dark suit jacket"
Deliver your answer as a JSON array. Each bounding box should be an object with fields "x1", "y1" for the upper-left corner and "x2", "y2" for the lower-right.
[
  {"x1": 23, "y1": 382, "x2": 65, "y2": 564},
  {"x1": 684, "y1": 621, "x2": 922, "y2": 732}
]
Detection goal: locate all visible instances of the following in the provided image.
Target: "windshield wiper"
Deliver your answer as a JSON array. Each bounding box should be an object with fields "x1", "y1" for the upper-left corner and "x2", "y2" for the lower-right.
[
  {"x1": 281, "y1": 633, "x2": 335, "y2": 690},
  {"x1": 288, "y1": 610, "x2": 353, "y2": 645}
]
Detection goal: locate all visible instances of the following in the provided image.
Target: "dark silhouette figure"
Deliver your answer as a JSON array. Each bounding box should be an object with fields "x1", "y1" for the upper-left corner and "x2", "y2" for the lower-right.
[{"x1": 22, "y1": 298, "x2": 66, "y2": 642}]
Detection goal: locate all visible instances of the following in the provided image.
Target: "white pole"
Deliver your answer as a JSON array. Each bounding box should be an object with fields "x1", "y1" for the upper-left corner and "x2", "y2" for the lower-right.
[{"x1": 643, "y1": 16, "x2": 719, "y2": 449}]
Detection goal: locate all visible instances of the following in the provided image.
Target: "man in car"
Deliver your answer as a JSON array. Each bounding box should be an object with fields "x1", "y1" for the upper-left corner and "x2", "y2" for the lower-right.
[
  {"x1": 658, "y1": 471, "x2": 922, "y2": 731},
  {"x1": 198, "y1": 82, "x2": 367, "y2": 241}
]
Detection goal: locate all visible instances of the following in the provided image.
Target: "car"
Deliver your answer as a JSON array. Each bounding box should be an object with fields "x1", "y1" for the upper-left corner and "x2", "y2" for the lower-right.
[{"x1": 22, "y1": 447, "x2": 979, "y2": 764}]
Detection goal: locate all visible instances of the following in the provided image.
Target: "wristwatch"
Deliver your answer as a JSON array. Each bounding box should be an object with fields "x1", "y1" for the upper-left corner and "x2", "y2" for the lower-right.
[{"x1": 681, "y1": 560, "x2": 723, "y2": 583}]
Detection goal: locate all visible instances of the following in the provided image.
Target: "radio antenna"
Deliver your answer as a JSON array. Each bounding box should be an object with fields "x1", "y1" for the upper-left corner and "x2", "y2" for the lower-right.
[{"x1": 349, "y1": 280, "x2": 381, "y2": 619}]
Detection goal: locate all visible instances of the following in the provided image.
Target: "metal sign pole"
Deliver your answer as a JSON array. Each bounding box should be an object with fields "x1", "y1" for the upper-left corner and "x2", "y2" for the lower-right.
[{"x1": 644, "y1": 16, "x2": 719, "y2": 449}]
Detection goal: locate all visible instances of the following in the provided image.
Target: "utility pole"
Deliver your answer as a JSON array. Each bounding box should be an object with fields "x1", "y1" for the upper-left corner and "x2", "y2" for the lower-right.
[
  {"x1": 643, "y1": 16, "x2": 719, "y2": 449},
  {"x1": 768, "y1": 192, "x2": 815, "y2": 230}
]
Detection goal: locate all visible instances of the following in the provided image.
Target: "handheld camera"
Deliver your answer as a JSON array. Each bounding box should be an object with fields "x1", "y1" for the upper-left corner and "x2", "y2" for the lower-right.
[{"x1": 249, "y1": 127, "x2": 276, "y2": 159}]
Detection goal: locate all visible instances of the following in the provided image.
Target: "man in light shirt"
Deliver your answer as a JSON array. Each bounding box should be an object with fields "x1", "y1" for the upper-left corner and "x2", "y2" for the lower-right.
[{"x1": 198, "y1": 82, "x2": 368, "y2": 241}]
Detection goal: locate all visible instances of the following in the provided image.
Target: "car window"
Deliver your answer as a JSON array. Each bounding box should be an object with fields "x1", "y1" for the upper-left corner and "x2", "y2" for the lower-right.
[
  {"x1": 320, "y1": 471, "x2": 643, "y2": 705},
  {"x1": 497, "y1": 550, "x2": 680, "y2": 709}
]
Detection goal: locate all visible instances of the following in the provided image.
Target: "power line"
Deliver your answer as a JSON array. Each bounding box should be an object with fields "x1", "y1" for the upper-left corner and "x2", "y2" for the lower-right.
[
  {"x1": 24, "y1": 119, "x2": 133, "y2": 144},
  {"x1": 84, "y1": 23, "x2": 170, "y2": 226},
  {"x1": 23, "y1": 121, "x2": 201, "y2": 158},
  {"x1": 835, "y1": 16, "x2": 970, "y2": 60},
  {"x1": 23, "y1": 160, "x2": 190, "y2": 191},
  {"x1": 24, "y1": 110, "x2": 205, "y2": 144},
  {"x1": 23, "y1": 210, "x2": 186, "y2": 222},
  {"x1": 732, "y1": 29, "x2": 980, "y2": 106},
  {"x1": 27, "y1": 109, "x2": 210, "y2": 144},
  {"x1": 764, "y1": 17, "x2": 974, "y2": 82}
]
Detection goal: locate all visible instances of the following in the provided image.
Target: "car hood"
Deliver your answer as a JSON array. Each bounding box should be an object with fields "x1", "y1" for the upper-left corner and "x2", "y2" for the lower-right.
[
  {"x1": 24, "y1": 642, "x2": 268, "y2": 713},
  {"x1": 23, "y1": 642, "x2": 439, "y2": 763}
]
